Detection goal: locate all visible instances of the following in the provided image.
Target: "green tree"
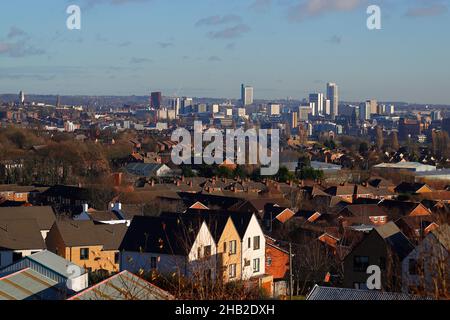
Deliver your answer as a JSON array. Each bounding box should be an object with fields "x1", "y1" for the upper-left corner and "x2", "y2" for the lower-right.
[
  {"x1": 233, "y1": 165, "x2": 246, "y2": 179},
  {"x1": 276, "y1": 166, "x2": 293, "y2": 183}
]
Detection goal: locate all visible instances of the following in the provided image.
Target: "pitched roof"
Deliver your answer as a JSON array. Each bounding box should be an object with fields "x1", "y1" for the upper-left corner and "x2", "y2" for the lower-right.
[
  {"x1": 306, "y1": 285, "x2": 430, "y2": 300},
  {"x1": 178, "y1": 192, "x2": 243, "y2": 210},
  {"x1": 339, "y1": 204, "x2": 388, "y2": 217},
  {"x1": 0, "y1": 206, "x2": 55, "y2": 230},
  {"x1": 68, "y1": 270, "x2": 174, "y2": 300},
  {"x1": 41, "y1": 185, "x2": 90, "y2": 201},
  {"x1": 185, "y1": 208, "x2": 255, "y2": 239},
  {"x1": 126, "y1": 163, "x2": 168, "y2": 176},
  {"x1": 165, "y1": 212, "x2": 230, "y2": 243},
  {"x1": 374, "y1": 222, "x2": 415, "y2": 260},
  {"x1": 54, "y1": 220, "x2": 127, "y2": 249},
  {"x1": 368, "y1": 178, "x2": 395, "y2": 189},
  {"x1": 96, "y1": 224, "x2": 128, "y2": 251},
  {"x1": 27, "y1": 250, "x2": 87, "y2": 278},
  {"x1": 119, "y1": 215, "x2": 205, "y2": 255},
  {"x1": 418, "y1": 191, "x2": 450, "y2": 202},
  {"x1": 0, "y1": 219, "x2": 46, "y2": 250},
  {"x1": 395, "y1": 182, "x2": 431, "y2": 194},
  {"x1": 377, "y1": 200, "x2": 425, "y2": 217},
  {"x1": 325, "y1": 184, "x2": 372, "y2": 196},
  {"x1": 0, "y1": 268, "x2": 65, "y2": 300}
]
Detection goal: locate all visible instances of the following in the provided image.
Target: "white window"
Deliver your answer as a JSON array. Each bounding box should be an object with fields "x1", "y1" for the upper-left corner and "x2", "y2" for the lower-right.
[
  {"x1": 229, "y1": 264, "x2": 237, "y2": 278},
  {"x1": 253, "y1": 236, "x2": 260, "y2": 250},
  {"x1": 253, "y1": 258, "x2": 260, "y2": 273}
]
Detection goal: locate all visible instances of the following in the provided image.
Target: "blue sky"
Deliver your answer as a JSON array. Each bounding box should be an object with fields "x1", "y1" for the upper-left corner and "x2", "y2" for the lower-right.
[{"x1": 0, "y1": 0, "x2": 449, "y2": 104}]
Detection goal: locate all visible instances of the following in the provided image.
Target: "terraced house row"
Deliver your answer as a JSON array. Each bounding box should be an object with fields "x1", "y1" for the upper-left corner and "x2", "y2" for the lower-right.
[{"x1": 119, "y1": 210, "x2": 268, "y2": 284}]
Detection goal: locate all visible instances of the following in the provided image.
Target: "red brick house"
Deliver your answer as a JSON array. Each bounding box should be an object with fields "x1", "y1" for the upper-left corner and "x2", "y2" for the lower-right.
[{"x1": 265, "y1": 236, "x2": 290, "y2": 297}]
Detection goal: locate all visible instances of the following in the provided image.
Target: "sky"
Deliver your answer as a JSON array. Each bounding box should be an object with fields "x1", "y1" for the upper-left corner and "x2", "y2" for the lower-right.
[{"x1": 0, "y1": 0, "x2": 449, "y2": 104}]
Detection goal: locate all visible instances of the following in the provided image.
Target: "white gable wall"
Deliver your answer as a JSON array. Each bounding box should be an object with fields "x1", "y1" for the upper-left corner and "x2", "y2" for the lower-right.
[
  {"x1": 241, "y1": 214, "x2": 266, "y2": 280},
  {"x1": 187, "y1": 222, "x2": 217, "y2": 279}
]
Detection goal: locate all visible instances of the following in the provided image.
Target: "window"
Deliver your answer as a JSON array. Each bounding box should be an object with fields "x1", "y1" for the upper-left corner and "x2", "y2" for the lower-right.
[
  {"x1": 380, "y1": 216, "x2": 386, "y2": 223},
  {"x1": 151, "y1": 257, "x2": 157, "y2": 269},
  {"x1": 248, "y1": 238, "x2": 251, "y2": 249},
  {"x1": 80, "y1": 248, "x2": 89, "y2": 260},
  {"x1": 253, "y1": 236, "x2": 260, "y2": 250},
  {"x1": 229, "y1": 264, "x2": 237, "y2": 279},
  {"x1": 267, "y1": 256, "x2": 272, "y2": 266},
  {"x1": 353, "y1": 256, "x2": 369, "y2": 272},
  {"x1": 114, "y1": 252, "x2": 120, "y2": 264},
  {"x1": 229, "y1": 240, "x2": 237, "y2": 255},
  {"x1": 223, "y1": 242, "x2": 227, "y2": 253},
  {"x1": 198, "y1": 247, "x2": 202, "y2": 259},
  {"x1": 204, "y1": 245, "x2": 211, "y2": 257},
  {"x1": 253, "y1": 258, "x2": 260, "y2": 273}
]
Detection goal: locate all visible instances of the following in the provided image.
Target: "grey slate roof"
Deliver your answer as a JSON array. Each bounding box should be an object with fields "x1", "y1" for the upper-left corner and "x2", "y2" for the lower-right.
[
  {"x1": 306, "y1": 285, "x2": 431, "y2": 300},
  {"x1": 53, "y1": 219, "x2": 127, "y2": 250},
  {"x1": 0, "y1": 219, "x2": 46, "y2": 250},
  {"x1": 0, "y1": 206, "x2": 55, "y2": 230}
]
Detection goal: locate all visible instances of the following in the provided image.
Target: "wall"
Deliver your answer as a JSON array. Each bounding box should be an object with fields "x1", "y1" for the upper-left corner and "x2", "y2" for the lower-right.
[
  {"x1": 65, "y1": 246, "x2": 119, "y2": 273},
  {"x1": 241, "y1": 215, "x2": 266, "y2": 280},
  {"x1": 265, "y1": 245, "x2": 289, "y2": 280},
  {"x1": 46, "y1": 224, "x2": 119, "y2": 272},
  {"x1": 187, "y1": 222, "x2": 217, "y2": 279},
  {"x1": 343, "y1": 231, "x2": 387, "y2": 289},
  {"x1": 402, "y1": 233, "x2": 449, "y2": 295},
  {"x1": 120, "y1": 251, "x2": 187, "y2": 276},
  {"x1": 0, "y1": 251, "x2": 13, "y2": 268},
  {"x1": 217, "y1": 218, "x2": 241, "y2": 282}
]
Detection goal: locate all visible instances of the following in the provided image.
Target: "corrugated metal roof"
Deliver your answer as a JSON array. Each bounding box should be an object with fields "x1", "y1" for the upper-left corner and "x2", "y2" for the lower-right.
[
  {"x1": 68, "y1": 271, "x2": 174, "y2": 300},
  {"x1": 28, "y1": 250, "x2": 87, "y2": 278},
  {"x1": 306, "y1": 285, "x2": 431, "y2": 301},
  {"x1": 0, "y1": 268, "x2": 65, "y2": 300}
]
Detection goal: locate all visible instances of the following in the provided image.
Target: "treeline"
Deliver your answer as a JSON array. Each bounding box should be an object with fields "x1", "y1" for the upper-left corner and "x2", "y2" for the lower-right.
[{"x1": 0, "y1": 127, "x2": 134, "y2": 185}]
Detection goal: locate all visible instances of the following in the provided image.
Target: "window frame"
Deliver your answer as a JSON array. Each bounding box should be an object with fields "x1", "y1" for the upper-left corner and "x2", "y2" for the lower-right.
[
  {"x1": 204, "y1": 245, "x2": 211, "y2": 257},
  {"x1": 253, "y1": 258, "x2": 260, "y2": 273},
  {"x1": 253, "y1": 236, "x2": 260, "y2": 250},
  {"x1": 229, "y1": 264, "x2": 237, "y2": 279},
  {"x1": 353, "y1": 255, "x2": 369, "y2": 272},
  {"x1": 80, "y1": 248, "x2": 90, "y2": 261},
  {"x1": 229, "y1": 240, "x2": 237, "y2": 255}
]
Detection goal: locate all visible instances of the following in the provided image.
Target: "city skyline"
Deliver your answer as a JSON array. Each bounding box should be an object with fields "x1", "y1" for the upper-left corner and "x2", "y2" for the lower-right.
[{"x1": 1, "y1": 0, "x2": 450, "y2": 104}]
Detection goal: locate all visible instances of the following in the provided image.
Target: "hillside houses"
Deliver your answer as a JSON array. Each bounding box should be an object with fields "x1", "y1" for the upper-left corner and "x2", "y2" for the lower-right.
[{"x1": 0, "y1": 170, "x2": 448, "y2": 300}]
